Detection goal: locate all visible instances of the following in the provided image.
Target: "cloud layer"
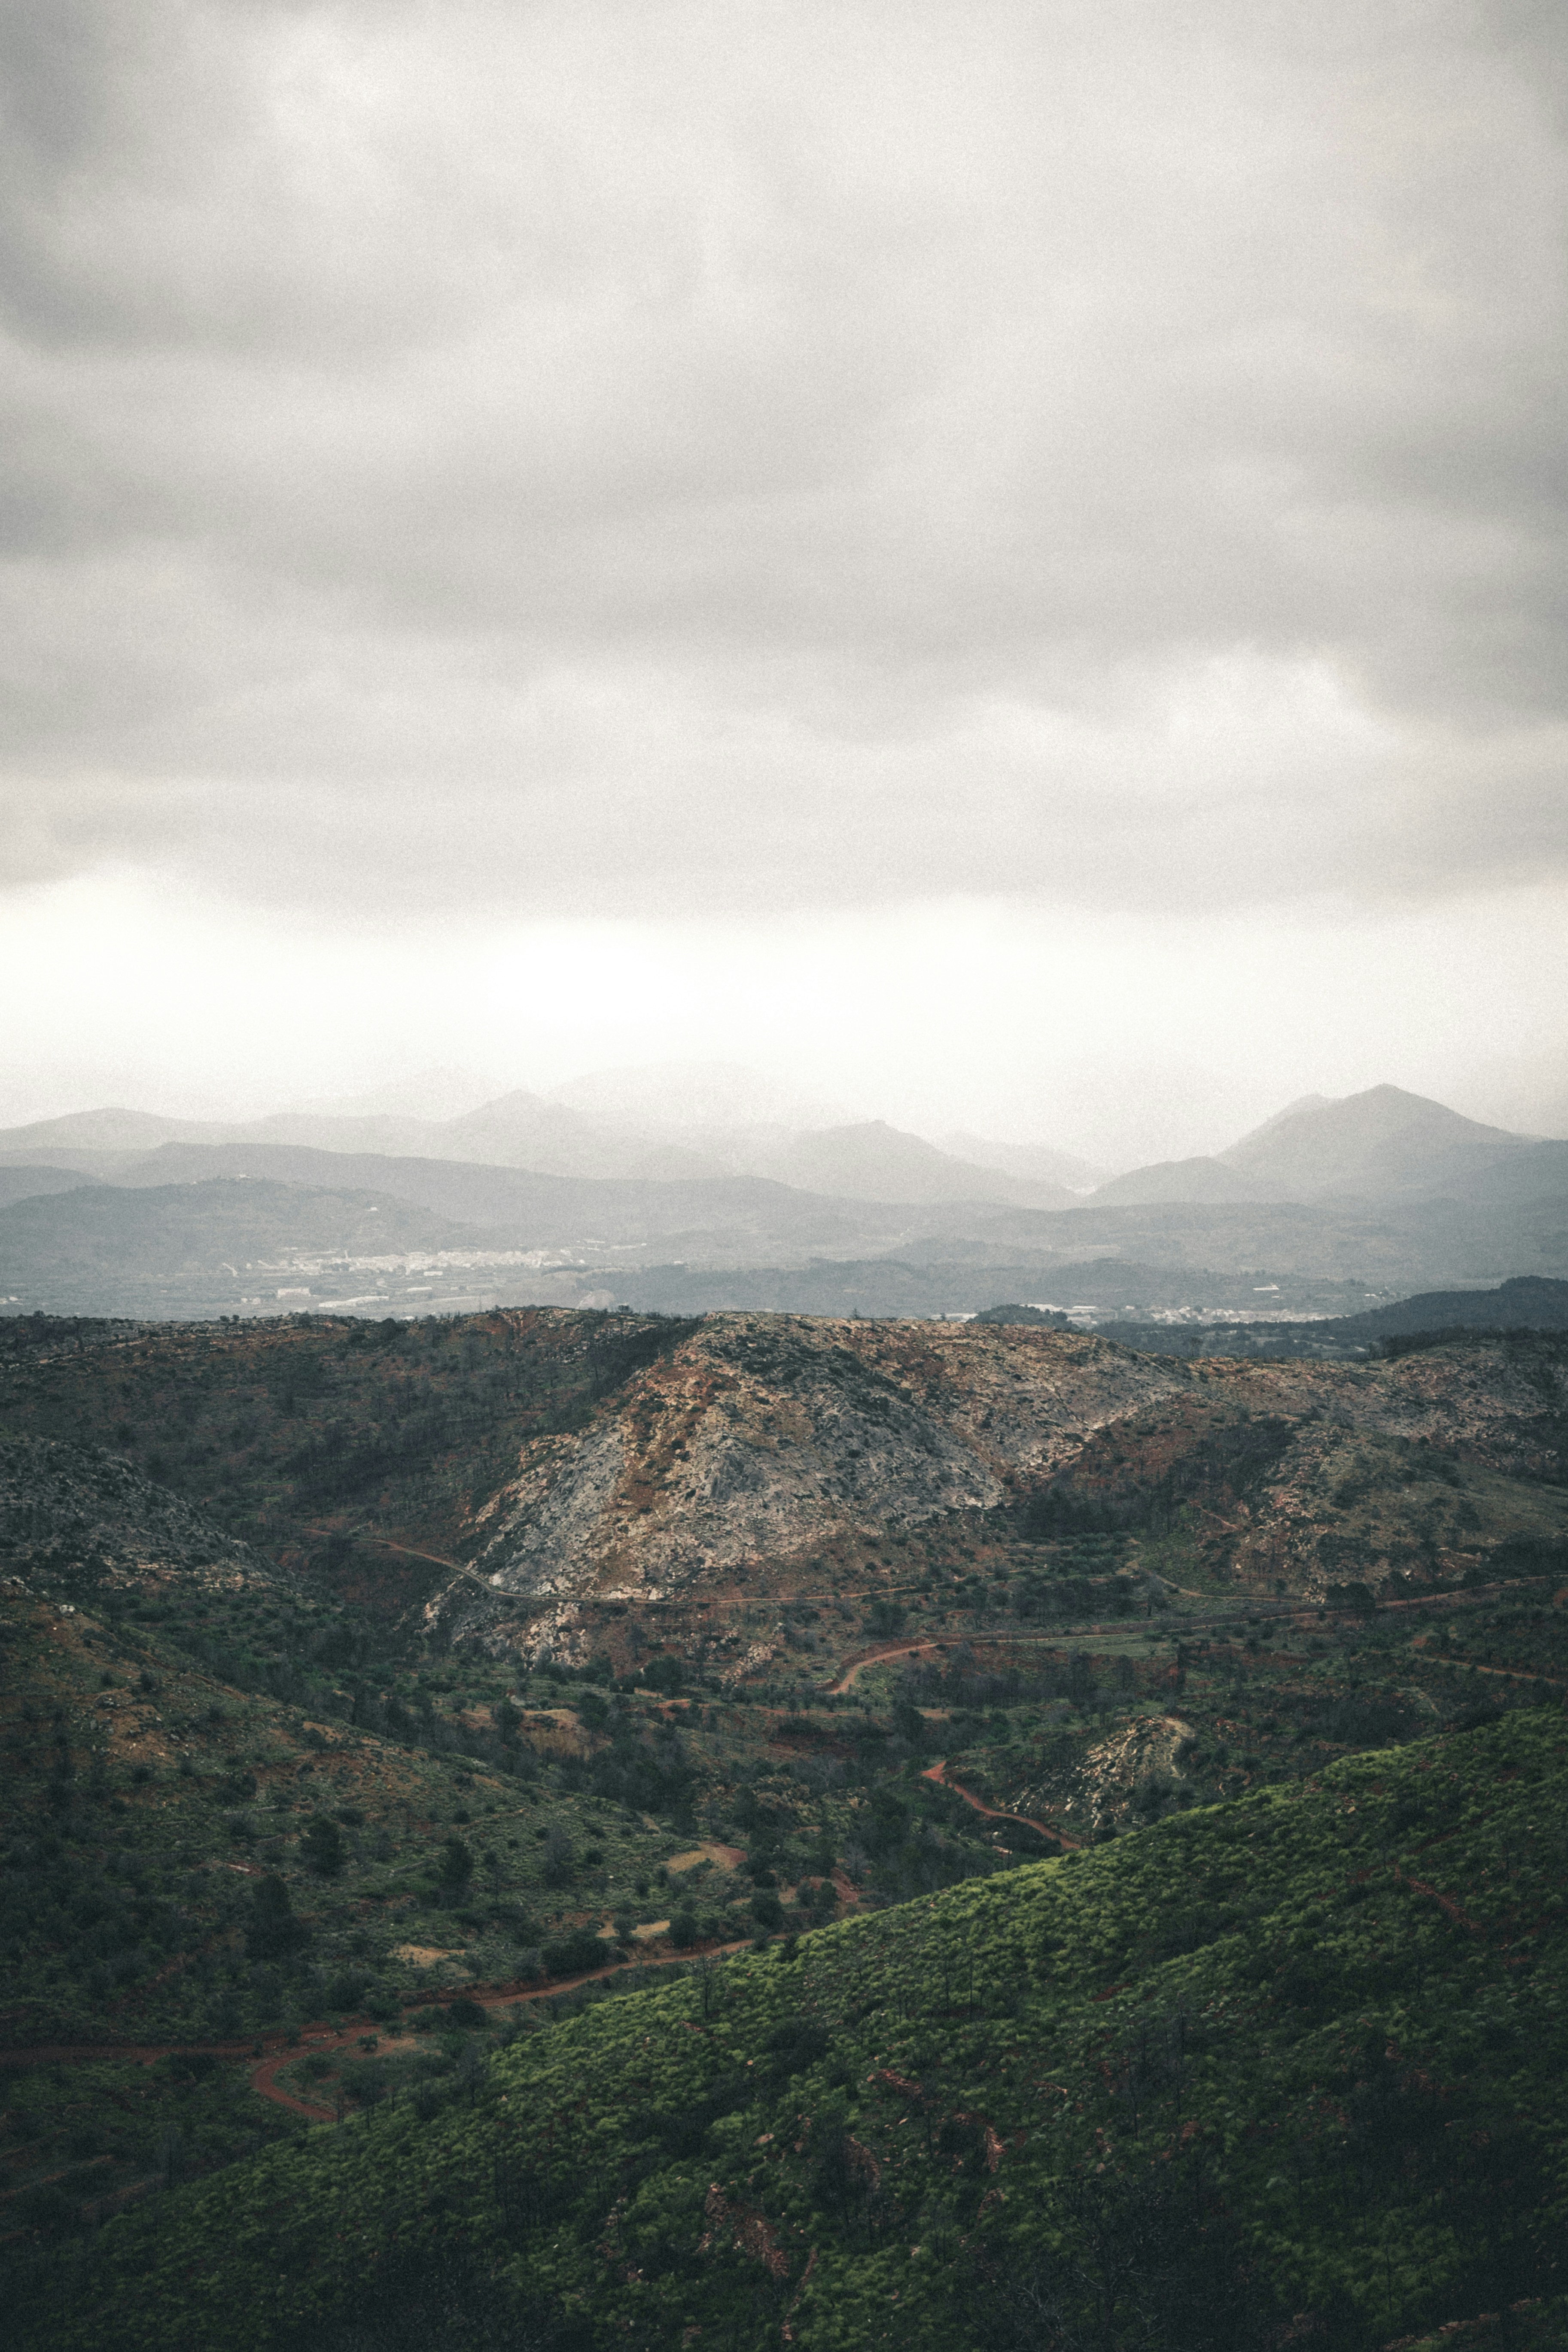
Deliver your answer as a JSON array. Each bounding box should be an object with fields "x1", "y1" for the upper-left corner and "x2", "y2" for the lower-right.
[{"x1": 3, "y1": 0, "x2": 1565, "y2": 920}]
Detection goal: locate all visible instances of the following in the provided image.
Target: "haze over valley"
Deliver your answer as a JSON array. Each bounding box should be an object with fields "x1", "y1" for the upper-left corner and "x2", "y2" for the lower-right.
[{"x1": 1, "y1": 1068, "x2": 1563, "y2": 1330}]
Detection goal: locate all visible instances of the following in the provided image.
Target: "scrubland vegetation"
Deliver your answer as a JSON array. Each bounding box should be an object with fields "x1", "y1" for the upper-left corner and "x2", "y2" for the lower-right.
[
  {"x1": 11, "y1": 1707, "x2": 1567, "y2": 2350},
  {"x1": 3, "y1": 1308, "x2": 1566, "y2": 2344}
]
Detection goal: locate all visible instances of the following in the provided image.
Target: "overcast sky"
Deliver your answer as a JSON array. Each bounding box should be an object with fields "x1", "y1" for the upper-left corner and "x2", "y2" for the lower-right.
[{"x1": 2, "y1": 0, "x2": 1565, "y2": 1159}]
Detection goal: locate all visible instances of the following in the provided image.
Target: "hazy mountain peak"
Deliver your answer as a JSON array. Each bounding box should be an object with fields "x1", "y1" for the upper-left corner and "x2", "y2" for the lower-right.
[
  {"x1": 752, "y1": 1121, "x2": 1076, "y2": 1208},
  {"x1": 1220, "y1": 1083, "x2": 1532, "y2": 1197},
  {"x1": 1236, "y1": 1091, "x2": 1333, "y2": 1141},
  {"x1": 448, "y1": 1086, "x2": 563, "y2": 1125}
]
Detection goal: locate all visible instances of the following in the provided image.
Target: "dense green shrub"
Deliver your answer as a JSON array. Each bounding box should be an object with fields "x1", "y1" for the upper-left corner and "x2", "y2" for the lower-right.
[
  {"x1": 299, "y1": 1816, "x2": 346, "y2": 1877},
  {"x1": 539, "y1": 1929, "x2": 605, "y2": 1980}
]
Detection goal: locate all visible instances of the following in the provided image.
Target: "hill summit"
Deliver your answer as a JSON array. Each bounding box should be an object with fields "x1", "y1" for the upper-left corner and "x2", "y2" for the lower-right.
[{"x1": 1219, "y1": 1082, "x2": 1536, "y2": 1197}]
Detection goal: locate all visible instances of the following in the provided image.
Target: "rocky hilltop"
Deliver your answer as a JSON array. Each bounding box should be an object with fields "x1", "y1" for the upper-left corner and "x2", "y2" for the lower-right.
[
  {"x1": 437, "y1": 1315, "x2": 1568, "y2": 1664},
  {"x1": 1, "y1": 1306, "x2": 1562, "y2": 1681}
]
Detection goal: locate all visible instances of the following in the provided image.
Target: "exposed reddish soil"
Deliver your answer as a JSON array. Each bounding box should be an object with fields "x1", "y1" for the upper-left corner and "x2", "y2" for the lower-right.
[
  {"x1": 0, "y1": 1938, "x2": 753, "y2": 2124},
  {"x1": 921, "y1": 1759, "x2": 1079, "y2": 1850}
]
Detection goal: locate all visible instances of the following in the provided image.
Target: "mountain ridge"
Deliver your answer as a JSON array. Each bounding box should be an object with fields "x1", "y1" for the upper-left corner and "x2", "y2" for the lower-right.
[
  {"x1": 0, "y1": 1101, "x2": 1071, "y2": 1211},
  {"x1": 1219, "y1": 1080, "x2": 1539, "y2": 1195}
]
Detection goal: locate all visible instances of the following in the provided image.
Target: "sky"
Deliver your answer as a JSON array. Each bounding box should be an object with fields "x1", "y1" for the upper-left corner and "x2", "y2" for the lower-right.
[{"x1": 2, "y1": 1, "x2": 1565, "y2": 1164}]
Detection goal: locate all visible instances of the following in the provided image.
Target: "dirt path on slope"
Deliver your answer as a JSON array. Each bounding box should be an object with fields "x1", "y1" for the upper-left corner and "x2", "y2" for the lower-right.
[
  {"x1": 827, "y1": 1619, "x2": 1225, "y2": 1693},
  {"x1": 298, "y1": 1524, "x2": 502, "y2": 1595},
  {"x1": 0, "y1": 1939, "x2": 754, "y2": 2124},
  {"x1": 921, "y1": 1759, "x2": 1080, "y2": 1851},
  {"x1": 1434, "y1": 1655, "x2": 1568, "y2": 1686},
  {"x1": 822, "y1": 1579, "x2": 1548, "y2": 1696},
  {"x1": 301, "y1": 1526, "x2": 465, "y2": 1573}
]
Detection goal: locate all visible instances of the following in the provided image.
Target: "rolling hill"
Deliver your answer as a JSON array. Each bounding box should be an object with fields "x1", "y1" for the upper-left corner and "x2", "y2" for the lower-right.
[
  {"x1": 1086, "y1": 1157, "x2": 1282, "y2": 1207},
  {"x1": 17, "y1": 1704, "x2": 1568, "y2": 2351},
  {"x1": 728, "y1": 1122, "x2": 1075, "y2": 1208},
  {"x1": 937, "y1": 1130, "x2": 1109, "y2": 1192},
  {"x1": 0, "y1": 1168, "x2": 97, "y2": 1211},
  {"x1": 0, "y1": 1180, "x2": 472, "y2": 1315},
  {"x1": 7, "y1": 1308, "x2": 1563, "y2": 1658}
]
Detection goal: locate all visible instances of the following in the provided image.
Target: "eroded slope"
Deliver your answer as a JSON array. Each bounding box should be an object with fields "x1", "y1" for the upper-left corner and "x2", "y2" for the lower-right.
[{"x1": 441, "y1": 1320, "x2": 1568, "y2": 1663}]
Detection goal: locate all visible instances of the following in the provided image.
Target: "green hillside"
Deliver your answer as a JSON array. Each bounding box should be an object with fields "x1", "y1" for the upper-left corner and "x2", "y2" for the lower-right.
[{"x1": 18, "y1": 1706, "x2": 1567, "y2": 2352}]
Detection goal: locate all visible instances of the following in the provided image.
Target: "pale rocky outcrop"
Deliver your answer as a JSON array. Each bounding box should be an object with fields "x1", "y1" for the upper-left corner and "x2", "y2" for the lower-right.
[{"x1": 424, "y1": 1317, "x2": 1568, "y2": 1657}]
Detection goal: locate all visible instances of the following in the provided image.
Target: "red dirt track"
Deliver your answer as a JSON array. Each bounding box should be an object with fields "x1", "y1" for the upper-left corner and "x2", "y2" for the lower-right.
[
  {"x1": 0, "y1": 1939, "x2": 752, "y2": 2124},
  {"x1": 922, "y1": 1759, "x2": 1080, "y2": 1850}
]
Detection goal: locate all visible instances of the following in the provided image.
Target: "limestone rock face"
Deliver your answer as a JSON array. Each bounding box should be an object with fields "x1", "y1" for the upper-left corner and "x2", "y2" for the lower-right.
[
  {"x1": 460, "y1": 1317, "x2": 1187, "y2": 1621},
  {"x1": 427, "y1": 1316, "x2": 1568, "y2": 1658}
]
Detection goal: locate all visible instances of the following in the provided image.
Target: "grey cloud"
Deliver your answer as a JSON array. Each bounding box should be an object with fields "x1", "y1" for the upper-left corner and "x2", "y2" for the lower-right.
[{"x1": 0, "y1": 0, "x2": 1564, "y2": 916}]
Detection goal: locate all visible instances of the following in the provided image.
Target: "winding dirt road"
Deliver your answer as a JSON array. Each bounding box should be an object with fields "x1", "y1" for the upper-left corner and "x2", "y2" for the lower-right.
[
  {"x1": 823, "y1": 1576, "x2": 1545, "y2": 1696},
  {"x1": 921, "y1": 1759, "x2": 1080, "y2": 1851},
  {"x1": 0, "y1": 1939, "x2": 753, "y2": 2124}
]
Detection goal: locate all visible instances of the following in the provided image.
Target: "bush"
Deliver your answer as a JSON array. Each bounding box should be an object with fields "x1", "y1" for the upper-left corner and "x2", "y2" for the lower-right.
[
  {"x1": 670, "y1": 1909, "x2": 699, "y2": 1949},
  {"x1": 436, "y1": 1835, "x2": 473, "y2": 1894},
  {"x1": 541, "y1": 1930, "x2": 606, "y2": 1980},
  {"x1": 325, "y1": 1971, "x2": 372, "y2": 2012},
  {"x1": 163, "y1": 2051, "x2": 217, "y2": 2083},
  {"x1": 300, "y1": 1815, "x2": 347, "y2": 1877},
  {"x1": 246, "y1": 1874, "x2": 309, "y2": 1960},
  {"x1": 445, "y1": 1996, "x2": 488, "y2": 2030}
]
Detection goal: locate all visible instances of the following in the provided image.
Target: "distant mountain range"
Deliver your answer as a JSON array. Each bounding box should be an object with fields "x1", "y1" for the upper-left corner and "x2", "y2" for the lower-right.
[
  {"x1": 0, "y1": 1080, "x2": 1562, "y2": 1321},
  {"x1": 0, "y1": 1095, "x2": 1072, "y2": 1207}
]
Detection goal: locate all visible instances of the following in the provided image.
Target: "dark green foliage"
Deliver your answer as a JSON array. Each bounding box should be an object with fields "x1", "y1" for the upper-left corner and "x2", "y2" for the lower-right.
[
  {"x1": 1026, "y1": 1411, "x2": 1298, "y2": 1537},
  {"x1": 765, "y1": 2016, "x2": 832, "y2": 2076},
  {"x1": 25, "y1": 1707, "x2": 1568, "y2": 2352},
  {"x1": 435, "y1": 1835, "x2": 473, "y2": 1893},
  {"x1": 300, "y1": 1814, "x2": 347, "y2": 1876},
  {"x1": 324, "y1": 1971, "x2": 373, "y2": 2012},
  {"x1": 539, "y1": 1928, "x2": 605, "y2": 1979},
  {"x1": 975, "y1": 2169, "x2": 1281, "y2": 2352},
  {"x1": 14, "y1": 2183, "x2": 81, "y2": 2241},
  {"x1": 273, "y1": 2244, "x2": 597, "y2": 2352}
]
